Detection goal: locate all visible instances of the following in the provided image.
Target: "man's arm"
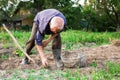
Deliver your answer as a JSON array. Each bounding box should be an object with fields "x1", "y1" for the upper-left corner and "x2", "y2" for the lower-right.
[
  {"x1": 36, "y1": 45, "x2": 48, "y2": 67},
  {"x1": 42, "y1": 33, "x2": 58, "y2": 47}
]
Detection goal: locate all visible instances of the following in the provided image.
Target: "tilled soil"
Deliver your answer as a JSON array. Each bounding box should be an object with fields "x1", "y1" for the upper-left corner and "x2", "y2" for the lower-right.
[{"x1": 0, "y1": 42, "x2": 120, "y2": 70}]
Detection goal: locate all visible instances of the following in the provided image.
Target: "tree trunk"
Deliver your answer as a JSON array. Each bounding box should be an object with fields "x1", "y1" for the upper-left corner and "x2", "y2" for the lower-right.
[
  {"x1": 110, "y1": 5, "x2": 120, "y2": 31},
  {"x1": 116, "y1": 23, "x2": 120, "y2": 31}
]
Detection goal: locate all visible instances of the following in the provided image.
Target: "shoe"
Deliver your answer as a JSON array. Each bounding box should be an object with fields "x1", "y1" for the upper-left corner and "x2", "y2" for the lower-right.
[
  {"x1": 21, "y1": 58, "x2": 29, "y2": 64},
  {"x1": 56, "y1": 60, "x2": 64, "y2": 70}
]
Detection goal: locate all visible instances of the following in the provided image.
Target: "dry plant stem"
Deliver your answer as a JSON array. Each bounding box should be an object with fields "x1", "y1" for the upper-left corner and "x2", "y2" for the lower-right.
[{"x1": 2, "y1": 24, "x2": 39, "y2": 68}]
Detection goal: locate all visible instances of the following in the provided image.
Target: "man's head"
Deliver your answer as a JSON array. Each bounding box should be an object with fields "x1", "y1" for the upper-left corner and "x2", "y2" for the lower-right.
[{"x1": 50, "y1": 16, "x2": 64, "y2": 33}]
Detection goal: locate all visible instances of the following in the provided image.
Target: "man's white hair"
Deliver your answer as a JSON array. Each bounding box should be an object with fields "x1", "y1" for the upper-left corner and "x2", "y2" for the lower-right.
[{"x1": 50, "y1": 16, "x2": 64, "y2": 30}]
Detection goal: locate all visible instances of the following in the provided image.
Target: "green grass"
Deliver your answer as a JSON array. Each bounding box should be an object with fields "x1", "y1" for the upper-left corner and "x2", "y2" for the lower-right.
[
  {"x1": 0, "y1": 30, "x2": 120, "y2": 46},
  {"x1": 62, "y1": 30, "x2": 120, "y2": 49},
  {"x1": 1, "y1": 62, "x2": 120, "y2": 80},
  {"x1": 0, "y1": 31, "x2": 30, "y2": 48},
  {"x1": 1, "y1": 54, "x2": 7, "y2": 60},
  {"x1": 0, "y1": 30, "x2": 120, "y2": 56},
  {"x1": 61, "y1": 30, "x2": 120, "y2": 45}
]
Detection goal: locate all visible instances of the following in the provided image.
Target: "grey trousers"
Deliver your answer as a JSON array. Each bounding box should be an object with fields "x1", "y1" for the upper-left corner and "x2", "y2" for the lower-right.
[{"x1": 24, "y1": 23, "x2": 62, "y2": 63}]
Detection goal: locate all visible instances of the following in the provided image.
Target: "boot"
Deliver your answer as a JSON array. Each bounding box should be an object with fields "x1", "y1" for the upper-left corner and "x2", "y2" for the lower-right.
[{"x1": 52, "y1": 49, "x2": 64, "y2": 69}]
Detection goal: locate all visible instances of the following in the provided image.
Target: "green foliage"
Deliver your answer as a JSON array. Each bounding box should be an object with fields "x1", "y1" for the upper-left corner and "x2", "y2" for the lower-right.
[
  {"x1": 63, "y1": 69, "x2": 87, "y2": 80},
  {"x1": 15, "y1": 49, "x2": 24, "y2": 57},
  {"x1": 0, "y1": 30, "x2": 120, "y2": 57},
  {"x1": 61, "y1": 30, "x2": 119, "y2": 45},
  {"x1": 65, "y1": 42, "x2": 74, "y2": 49},
  {"x1": 1, "y1": 30, "x2": 120, "y2": 50},
  {"x1": 0, "y1": 31, "x2": 29, "y2": 57},
  {"x1": 0, "y1": 0, "x2": 19, "y2": 18},
  {"x1": 87, "y1": 0, "x2": 120, "y2": 31},
  {"x1": 0, "y1": 31, "x2": 11, "y2": 43},
  {"x1": 1, "y1": 54, "x2": 7, "y2": 60},
  {"x1": 89, "y1": 61, "x2": 97, "y2": 67},
  {"x1": 91, "y1": 62, "x2": 120, "y2": 80},
  {"x1": 1, "y1": 0, "x2": 120, "y2": 31},
  {"x1": 1, "y1": 69, "x2": 64, "y2": 80},
  {"x1": 106, "y1": 61, "x2": 120, "y2": 76},
  {"x1": 63, "y1": 62, "x2": 120, "y2": 80}
]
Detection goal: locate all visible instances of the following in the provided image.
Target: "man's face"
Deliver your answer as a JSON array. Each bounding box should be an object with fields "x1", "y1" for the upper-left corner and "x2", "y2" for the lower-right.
[{"x1": 50, "y1": 26, "x2": 61, "y2": 33}]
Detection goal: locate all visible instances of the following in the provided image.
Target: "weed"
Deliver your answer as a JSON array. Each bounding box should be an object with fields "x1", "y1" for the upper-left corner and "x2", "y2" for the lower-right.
[
  {"x1": 89, "y1": 61, "x2": 97, "y2": 67},
  {"x1": 2, "y1": 43, "x2": 10, "y2": 49},
  {"x1": 15, "y1": 49, "x2": 24, "y2": 57},
  {"x1": 1, "y1": 54, "x2": 7, "y2": 60},
  {"x1": 65, "y1": 42, "x2": 74, "y2": 49}
]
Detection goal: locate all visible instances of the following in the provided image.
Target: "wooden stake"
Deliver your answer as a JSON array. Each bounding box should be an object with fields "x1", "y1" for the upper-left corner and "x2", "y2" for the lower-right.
[{"x1": 2, "y1": 24, "x2": 39, "y2": 67}]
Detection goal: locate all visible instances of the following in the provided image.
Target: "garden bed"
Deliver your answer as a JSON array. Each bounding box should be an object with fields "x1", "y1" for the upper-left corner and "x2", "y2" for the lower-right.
[{"x1": 0, "y1": 41, "x2": 120, "y2": 70}]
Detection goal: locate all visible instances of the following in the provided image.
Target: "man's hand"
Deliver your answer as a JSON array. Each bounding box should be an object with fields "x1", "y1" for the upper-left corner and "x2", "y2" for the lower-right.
[
  {"x1": 42, "y1": 34, "x2": 58, "y2": 47},
  {"x1": 42, "y1": 40, "x2": 49, "y2": 47},
  {"x1": 41, "y1": 57, "x2": 48, "y2": 67}
]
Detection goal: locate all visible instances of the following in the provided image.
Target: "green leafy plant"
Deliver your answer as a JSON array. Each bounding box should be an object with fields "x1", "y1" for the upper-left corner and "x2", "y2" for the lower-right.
[
  {"x1": 90, "y1": 61, "x2": 97, "y2": 67},
  {"x1": 1, "y1": 54, "x2": 7, "y2": 60},
  {"x1": 15, "y1": 49, "x2": 24, "y2": 57},
  {"x1": 65, "y1": 42, "x2": 74, "y2": 49}
]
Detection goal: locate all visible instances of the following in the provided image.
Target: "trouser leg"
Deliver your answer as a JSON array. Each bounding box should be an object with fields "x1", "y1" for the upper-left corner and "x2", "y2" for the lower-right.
[
  {"x1": 21, "y1": 23, "x2": 37, "y2": 64},
  {"x1": 52, "y1": 34, "x2": 64, "y2": 68},
  {"x1": 26, "y1": 23, "x2": 38, "y2": 45},
  {"x1": 21, "y1": 39, "x2": 35, "y2": 64},
  {"x1": 26, "y1": 39, "x2": 35, "y2": 61}
]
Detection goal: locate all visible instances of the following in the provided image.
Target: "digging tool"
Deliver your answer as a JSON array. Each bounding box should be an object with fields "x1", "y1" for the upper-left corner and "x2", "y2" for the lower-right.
[{"x1": 2, "y1": 24, "x2": 39, "y2": 68}]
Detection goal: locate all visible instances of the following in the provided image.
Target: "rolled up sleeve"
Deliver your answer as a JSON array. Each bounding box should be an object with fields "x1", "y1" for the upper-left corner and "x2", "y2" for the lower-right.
[{"x1": 35, "y1": 31, "x2": 44, "y2": 46}]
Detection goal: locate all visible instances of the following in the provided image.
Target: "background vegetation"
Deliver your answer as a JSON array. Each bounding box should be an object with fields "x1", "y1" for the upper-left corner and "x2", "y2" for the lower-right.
[
  {"x1": 0, "y1": 30, "x2": 120, "y2": 50},
  {"x1": 0, "y1": 0, "x2": 120, "y2": 31}
]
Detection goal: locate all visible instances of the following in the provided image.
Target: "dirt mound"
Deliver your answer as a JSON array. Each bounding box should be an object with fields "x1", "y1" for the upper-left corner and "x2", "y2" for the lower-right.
[
  {"x1": 0, "y1": 43, "x2": 120, "y2": 70},
  {"x1": 0, "y1": 54, "x2": 55, "y2": 70},
  {"x1": 82, "y1": 45, "x2": 120, "y2": 67},
  {"x1": 61, "y1": 51, "x2": 86, "y2": 68},
  {"x1": 110, "y1": 39, "x2": 120, "y2": 46}
]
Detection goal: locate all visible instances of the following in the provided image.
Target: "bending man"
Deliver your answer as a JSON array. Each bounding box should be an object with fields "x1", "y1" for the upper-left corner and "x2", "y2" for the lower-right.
[{"x1": 21, "y1": 9, "x2": 67, "y2": 68}]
